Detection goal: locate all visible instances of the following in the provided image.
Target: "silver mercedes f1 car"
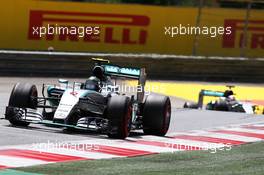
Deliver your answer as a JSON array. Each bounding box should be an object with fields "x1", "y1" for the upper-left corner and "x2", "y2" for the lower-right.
[
  {"x1": 5, "y1": 58, "x2": 171, "y2": 139},
  {"x1": 183, "y1": 85, "x2": 264, "y2": 114}
]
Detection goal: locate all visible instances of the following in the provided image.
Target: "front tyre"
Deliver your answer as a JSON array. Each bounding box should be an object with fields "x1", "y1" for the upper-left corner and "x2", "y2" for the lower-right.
[
  {"x1": 143, "y1": 95, "x2": 171, "y2": 136},
  {"x1": 6, "y1": 83, "x2": 38, "y2": 126},
  {"x1": 107, "y1": 96, "x2": 132, "y2": 139}
]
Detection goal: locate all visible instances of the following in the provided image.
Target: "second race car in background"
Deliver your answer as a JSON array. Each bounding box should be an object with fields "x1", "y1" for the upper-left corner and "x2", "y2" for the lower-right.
[{"x1": 184, "y1": 86, "x2": 264, "y2": 114}]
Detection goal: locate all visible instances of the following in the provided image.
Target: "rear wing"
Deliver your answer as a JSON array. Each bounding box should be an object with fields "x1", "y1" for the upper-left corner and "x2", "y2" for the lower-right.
[
  {"x1": 197, "y1": 90, "x2": 224, "y2": 109},
  {"x1": 102, "y1": 64, "x2": 141, "y2": 79},
  {"x1": 102, "y1": 64, "x2": 146, "y2": 103}
]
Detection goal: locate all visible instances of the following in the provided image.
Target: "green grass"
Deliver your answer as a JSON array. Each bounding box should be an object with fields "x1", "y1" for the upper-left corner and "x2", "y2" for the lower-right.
[{"x1": 15, "y1": 142, "x2": 264, "y2": 175}]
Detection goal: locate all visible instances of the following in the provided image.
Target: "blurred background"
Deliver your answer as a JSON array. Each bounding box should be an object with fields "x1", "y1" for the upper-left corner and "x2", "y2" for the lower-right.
[
  {"x1": 0, "y1": 0, "x2": 263, "y2": 80},
  {"x1": 0, "y1": 0, "x2": 263, "y2": 57},
  {"x1": 52, "y1": 0, "x2": 264, "y2": 8}
]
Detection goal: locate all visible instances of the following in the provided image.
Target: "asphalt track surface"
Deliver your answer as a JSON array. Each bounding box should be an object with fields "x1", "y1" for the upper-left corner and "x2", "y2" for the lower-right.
[{"x1": 0, "y1": 77, "x2": 264, "y2": 146}]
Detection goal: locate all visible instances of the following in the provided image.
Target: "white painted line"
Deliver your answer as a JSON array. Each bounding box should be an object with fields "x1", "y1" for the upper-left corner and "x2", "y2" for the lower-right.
[
  {"x1": 130, "y1": 136, "x2": 225, "y2": 149},
  {"x1": 186, "y1": 131, "x2": 262, "y2": 142},
  {"x1": 250, "y1": 124, "x2": 264, "y2": 127},
  {"x1": 79, "y1": 140, "x2": 173, "y2": 153},
  {"x1": 27, "y1": 147, "x2": 122, "y2": 160},
  {"x1": 0, "y1": 155, "x2": 48, "y2": 167},
  {"x1": 222, "y1": 127, "x2": 264, "y2": 134}
]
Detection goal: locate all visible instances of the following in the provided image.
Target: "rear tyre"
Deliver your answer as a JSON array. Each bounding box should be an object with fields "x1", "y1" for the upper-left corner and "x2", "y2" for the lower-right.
[
  {"x1": 107, "y1": 96, "x2": 132, "y2": 139},
  {"x1": 7, "y1": 83, "x2": 38, "y2": 126},
  {"x1": 143, "y1": 95, "x2": 171, "y2": 136}
]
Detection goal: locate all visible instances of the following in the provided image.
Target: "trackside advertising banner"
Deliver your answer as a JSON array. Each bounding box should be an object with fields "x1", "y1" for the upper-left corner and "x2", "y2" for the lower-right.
[{"x1": 0, "y1": 0, "x2": 263, "y2": 57}]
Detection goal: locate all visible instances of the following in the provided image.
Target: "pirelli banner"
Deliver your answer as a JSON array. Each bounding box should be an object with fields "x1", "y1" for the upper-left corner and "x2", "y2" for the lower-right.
[{"x1": 0, "y1": 0, "x2": 263, "y2": 57}]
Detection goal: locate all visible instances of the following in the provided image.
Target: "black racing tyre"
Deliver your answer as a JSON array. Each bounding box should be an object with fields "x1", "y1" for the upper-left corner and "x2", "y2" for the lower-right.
[
  {"x1": 107, "y1": 96, "x2": 132, "y2": 139},
  {"x1": 213, "y1": 100, "x2": 229, "y2": 111},
  {"x1": 143, "y1": 95, "x2": 171, "y2": 136},
  {"x1": 7, "y1": 83, "x2": 38, "y2": 126}
]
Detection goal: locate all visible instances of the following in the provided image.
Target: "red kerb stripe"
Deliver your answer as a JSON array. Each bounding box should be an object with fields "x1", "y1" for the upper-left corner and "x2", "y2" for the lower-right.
[
  {"x1": 212, "y1": 130, "x2": 264, "y2": 139},
  {"x1": 0, "y1": 149, "x2": 86, "y2": 162},
  {"x1": 66, "y1": 144, "x2": 154, "y2": 157},
  {"x1": 134, "y1": 140, "x2": 202, "y2": 151},
  {"x1": 172, "y1": 135, "x2": 245, "y2": 145}
]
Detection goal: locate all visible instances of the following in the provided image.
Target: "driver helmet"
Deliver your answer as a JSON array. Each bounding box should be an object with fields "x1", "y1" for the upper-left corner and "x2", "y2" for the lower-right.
[
  {"x1": 92, "y1": 66, "x2": 105, "y2": 81},
  {"x1": 84, "y1": 76, "x2": 101, "y2": 92},
  {"x1": 227, "y1": 95, "x2": 236, "y2": 101},
  {"x1": 223, "y1": 90, "x2": 234, "y2": 98}
]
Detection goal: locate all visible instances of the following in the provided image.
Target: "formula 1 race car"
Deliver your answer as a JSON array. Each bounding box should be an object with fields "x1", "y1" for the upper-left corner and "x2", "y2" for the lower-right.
[
  {"x1": 5, "y1": 58, "x2": 171, "y2": 139},
  {"x1": 183, "y1": 85, "x2": 264, "y2": 114}
]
